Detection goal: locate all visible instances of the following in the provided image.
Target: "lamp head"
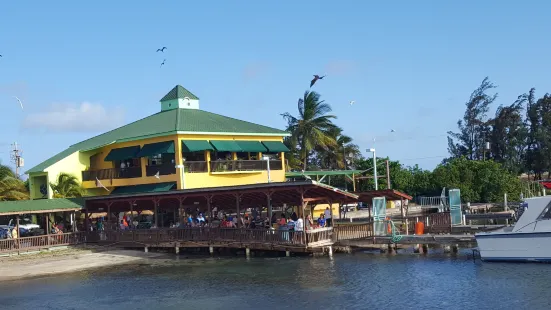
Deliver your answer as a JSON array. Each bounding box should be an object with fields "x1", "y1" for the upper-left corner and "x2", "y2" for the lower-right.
[{"x1": 368, "y1": 148, "x2": 376, "y2": 152}]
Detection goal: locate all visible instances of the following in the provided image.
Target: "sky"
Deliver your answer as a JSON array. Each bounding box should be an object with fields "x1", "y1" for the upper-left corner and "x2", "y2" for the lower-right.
[{"x1": 1, "y1": 1, "x2": 550, "y2": 175}]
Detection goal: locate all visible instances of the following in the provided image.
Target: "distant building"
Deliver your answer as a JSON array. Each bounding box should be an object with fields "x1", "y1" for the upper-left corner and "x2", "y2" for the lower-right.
[{"x1": 26, "y1": 85, "x2": 290, "y2": 199}]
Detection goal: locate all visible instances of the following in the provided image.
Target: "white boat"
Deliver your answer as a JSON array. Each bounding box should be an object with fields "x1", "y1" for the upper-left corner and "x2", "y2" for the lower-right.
[{"x1": 475, "y1": 196, "x2": 551, "y2": 262}]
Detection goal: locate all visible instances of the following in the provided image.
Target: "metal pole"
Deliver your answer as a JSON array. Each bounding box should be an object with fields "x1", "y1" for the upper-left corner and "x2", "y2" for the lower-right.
[
  {"x1": 372, "y1": 150, "x2": 378, "y2": 190},
  {"x1": 343, "y1": 144, "x2": 347, "y2": 191},
  {"x1": 267, "y1": 159, "x2": 271, "y2": 183}
]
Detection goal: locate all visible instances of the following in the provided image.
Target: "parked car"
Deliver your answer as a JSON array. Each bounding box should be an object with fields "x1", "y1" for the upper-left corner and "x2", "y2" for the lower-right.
[{"x1": 8, "y1": 218, "x2": 40, "y2": 231}]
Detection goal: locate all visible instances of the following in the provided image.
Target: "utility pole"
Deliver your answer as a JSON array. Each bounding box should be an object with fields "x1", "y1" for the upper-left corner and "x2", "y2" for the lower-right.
[
  {"x1": 10, "y1": 142, "x2": 24, "y2": 178},
  {"x1": 343, "y1": 144, "x2": 347, "y2": 191}
]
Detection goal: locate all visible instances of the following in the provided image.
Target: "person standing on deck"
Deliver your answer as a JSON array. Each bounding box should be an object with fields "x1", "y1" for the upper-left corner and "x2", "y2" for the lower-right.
[{"x1": 324, "y1": 207, "x2": 332, "y2": 227}]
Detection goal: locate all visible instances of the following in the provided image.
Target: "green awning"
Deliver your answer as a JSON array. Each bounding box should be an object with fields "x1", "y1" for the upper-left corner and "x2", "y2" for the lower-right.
[
  {"x1": 110, "y1": 182, "x2": 176, "y2": 195},
  {"x1": 210, "y1": 140, "x2": 243, "y2": 152},
  {"x1": 235, "y1": 141, "x2": 267, "y2": 152},
  {"x1": 104, "y1": 146, "x2": 141, "y2": 161},
  {"x1": 261, "y1": 141, "x2": 290, "y2": 152},
  {"x1": 181, "y1": 140, "x2": 214, "y2": 152},
  {"x1": 136, "y1": 141, "x2": 175, "y2": 157}
]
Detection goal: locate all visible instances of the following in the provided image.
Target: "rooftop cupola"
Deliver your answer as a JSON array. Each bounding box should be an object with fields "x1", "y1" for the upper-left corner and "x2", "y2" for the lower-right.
[{"x1": 160, "y1": 85, "x2": 200, "y2": 111}]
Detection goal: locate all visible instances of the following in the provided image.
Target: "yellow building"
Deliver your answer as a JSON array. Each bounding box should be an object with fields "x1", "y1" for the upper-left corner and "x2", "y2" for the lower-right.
[{"x1": 26, "y1": 85, "x2": 290, "y2": 199}]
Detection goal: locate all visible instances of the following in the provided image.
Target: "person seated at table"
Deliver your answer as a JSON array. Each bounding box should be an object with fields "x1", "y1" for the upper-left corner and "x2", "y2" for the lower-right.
[{"x1": 317, "y1": 214, "x2": 326, "y2": 228}]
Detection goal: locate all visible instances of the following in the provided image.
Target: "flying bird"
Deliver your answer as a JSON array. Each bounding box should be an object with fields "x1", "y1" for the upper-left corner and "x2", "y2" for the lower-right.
[
  {"x1": 310, "y1": 74, "x2": 325, "y2": 88},
  {"x1": 156, "y1": 47, "x2": 167, "y2": 52},
  {"x1": 95, "y1": 177, "x2": 109, "y2": 191},
  {"x1": 391, "y1": 129, "x2": 396, "y2": 133},
  {"x1": 160, "y1": 59, "x2": 166, "y2": 68},
  {"x1": 349, "y1": 100, "x2": 355, "y2": 105},
  {"x1": 154, "y1": 171, "x2": 160, "y2": 179},
  {"x1": 13, "y1": 96, "x2": 23, "y2": 110}
]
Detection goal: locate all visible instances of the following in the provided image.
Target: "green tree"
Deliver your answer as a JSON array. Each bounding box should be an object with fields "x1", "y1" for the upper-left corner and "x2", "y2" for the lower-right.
[
  {"x1": 315, "y1": 126, "x2": 361, "y2": 170},
  {"x1": 49, "y1": 173, "x2": 85, "y2": 198},
  {"x1": 282, "y1": 91, "x2": 338, "y2": 170},
  {"x1": 448, "y1": 77, "x2": 497, "y2": 160},
  {"x1": 0, "y1": 164, "x2": 29, "y2": 201}
]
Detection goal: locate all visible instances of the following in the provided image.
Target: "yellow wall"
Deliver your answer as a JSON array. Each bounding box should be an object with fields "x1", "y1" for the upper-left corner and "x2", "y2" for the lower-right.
[
  {"x1": 30, "y1": 132, "x2": 288, "y2": 197},
  {"x1": 307, "y1": 203, "x2": 340, "y2": 219},
  {"x1": 28, "y1": 173, "x2": 47, "y2": 200}
]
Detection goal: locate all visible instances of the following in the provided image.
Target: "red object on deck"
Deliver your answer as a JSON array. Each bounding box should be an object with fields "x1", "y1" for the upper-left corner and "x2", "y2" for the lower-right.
[
  {"x1": 540, "y1": 181, "x2": 551, "y2": 189},
  {"x1": 415, "y1": 222, "x2": 424, "y2": 235}
]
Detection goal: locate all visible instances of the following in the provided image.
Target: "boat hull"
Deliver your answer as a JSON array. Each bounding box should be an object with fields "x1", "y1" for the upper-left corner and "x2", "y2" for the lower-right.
[{"x1": 475, "y1": 232, "x2": 551, "y2": 262}]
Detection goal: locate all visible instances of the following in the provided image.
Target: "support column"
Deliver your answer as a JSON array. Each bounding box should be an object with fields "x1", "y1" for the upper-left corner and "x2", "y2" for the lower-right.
[
  {"x1": 209, "y1": 246, "x2": 214, "y2": 255},
  {"x1": 286, "y1": 250, "x2": 290, "y2": 257},
  {"x1": 328, "y1": 200, "x2": 334, "y2": 227},
  {"x1": 235, "y1": 194, "x2": 241, "y2": 227},
  {"x1": 245, "y1": 247, "x2": 250, "y2": 258},
  {"x1": 107, "y1": 203, "x2": 111, "y2": 230},
  {"x1": 84, "y1": 212, "x2": 90, "y2": 232},
  {"x1": 175, "y1": 246, "x2": 180, "y2": 254},
  {"x1": 266, "y1": 192, "x2": 272, "y2": 228},
  {"x1": 178, "y1": 197, "x2": 185, "y2": 226},
  {"x1": 154, "y1": 200, "x2": 159, "y2": 228},
  {"x1": 144, "y1": 246, "x2": 149, "y2": 253},
  {"x1": 16, "y1": 214, "x2": 20, "y2": 252},
  {"x1": 328, "y1": 246, "x2": 333, "y2": 258},
  {"x1": 46, "y1": 214, "x2": 51, "y2": 245},
  {"x1": 129, "y1": 201, "x2": 134, "y2": 229},
  {"x1": 206, "y1": 195, "x2": 212, "y2": 223}
]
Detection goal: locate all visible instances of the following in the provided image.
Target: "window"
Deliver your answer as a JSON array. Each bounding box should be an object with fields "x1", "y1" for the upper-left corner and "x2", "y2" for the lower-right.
[
  {"x1": 537, "y1": 201, "x2": 551, "y2": 220},
  {"x1": 148, "y1": 153, "x2": 175, "y2": 166},
  {"x1": 214, "y1": 151, "x2": 232, "y2": 161},
  {"x1": 149, "y1": 154, "x2": 163, "y2": 166},
  {"x1": 183, "y1": 151, "x2": 206, "y2": 162}
]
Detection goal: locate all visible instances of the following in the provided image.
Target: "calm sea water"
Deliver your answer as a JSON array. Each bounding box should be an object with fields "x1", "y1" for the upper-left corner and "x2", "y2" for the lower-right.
[{"x1": 0, "y1": 250, "x2": 549, "y2": 310}]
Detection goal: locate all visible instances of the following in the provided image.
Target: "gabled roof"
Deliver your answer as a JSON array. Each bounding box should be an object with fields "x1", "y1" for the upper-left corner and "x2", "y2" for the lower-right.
[
  {"x1": 27, "y1": 108, "x2": 289, "y2": 174},
  {"x1": 0, "y1": 198, "x2": 84, "y2": 215},
  {"x1": 160, "y1": 85, "x2": 199, "y2": 101}
]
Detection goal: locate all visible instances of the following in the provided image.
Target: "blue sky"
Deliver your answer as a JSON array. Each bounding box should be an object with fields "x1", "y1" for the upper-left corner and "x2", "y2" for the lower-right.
[{"x1": 1, "y1": 1, "x2": 550, "y2": 174}]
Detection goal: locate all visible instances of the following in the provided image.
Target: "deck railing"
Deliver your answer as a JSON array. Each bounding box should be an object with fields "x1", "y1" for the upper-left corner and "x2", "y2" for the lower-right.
[
  {"x1": 0, "y1": 232, "x2": 85, "y2": 254},
  {"x1": 89, "y1": 227, "x2": 313, "y2": 247},
  {"x1": 146, "y1": 164, "x2": 176, "y2": 176},
  {"x1": 82, "y1": 166, "x2": 142, "y2": 181},
  {"x1": 183, "y1": 161, "x2": 208, "y2": 173},
  {"x1": 210, "y1": 160, "x2": 283, "y2": 173}
]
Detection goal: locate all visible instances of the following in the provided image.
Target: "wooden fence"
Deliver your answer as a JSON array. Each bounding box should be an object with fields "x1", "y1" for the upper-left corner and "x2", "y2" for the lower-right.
[{"x1": 0, "y1": 232, "x2": 85, "y2": 254}]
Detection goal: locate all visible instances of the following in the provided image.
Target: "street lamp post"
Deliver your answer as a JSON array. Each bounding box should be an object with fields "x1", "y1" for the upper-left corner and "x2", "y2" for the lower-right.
[
  {"x1": 343, "y1": 144, "x2": 347, "y2": 191},
  {"x1": 262, "y1": 156, "x2": 271, "y2": 183},
  {"x1": 368, "y1": 148, "x2": 378, "y2": 190}
]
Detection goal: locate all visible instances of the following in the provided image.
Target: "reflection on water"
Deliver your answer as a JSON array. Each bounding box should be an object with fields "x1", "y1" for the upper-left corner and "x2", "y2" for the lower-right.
[{"x1": 1, "y1": 250, "x2": 550, "y2": 310}]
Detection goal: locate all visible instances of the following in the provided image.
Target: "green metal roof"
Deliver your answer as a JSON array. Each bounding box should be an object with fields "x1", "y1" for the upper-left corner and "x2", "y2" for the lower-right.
[
  {"x1": 285, "y1": 170, "x2": 364, "y2": 177},
  {"x1": 0, "y1": 198, "x2": 84, "y2": 215},
  {"x1": 262, "y1": 141, "x2": 290, "y2": 152},
  {"x1": 181, "y1": 140, "x2": 213, "y2": 152},
  {"x1": 136, "y1": 141, "x2": 175, "y2": 158},
  {"x1": 104, "y1": 146, "x2": 141, "y2": 161},
  {"x1": 110, "y1": 182, "x2": 176, "y2": 195},
  {"x1": 210, "y1": 140, "x2": 243, "y2": 152},
  {"x1": 160, "y1": 85, "x2": 199, "y2": 101},
  {"x1": 26, "y1": 107, "x2": 289, "y2": 173},
  {"x1": 235, "y1": 141, "x2": 267, "y2": 153}
]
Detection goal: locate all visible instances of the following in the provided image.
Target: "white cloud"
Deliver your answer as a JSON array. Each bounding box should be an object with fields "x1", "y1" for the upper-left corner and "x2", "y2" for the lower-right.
[
  {"x1": 23, "y1": 102, "x2": 125, "y2": 132},
  {"x1": 324, "y1": 60, "x2": 357, "y2": 76}
]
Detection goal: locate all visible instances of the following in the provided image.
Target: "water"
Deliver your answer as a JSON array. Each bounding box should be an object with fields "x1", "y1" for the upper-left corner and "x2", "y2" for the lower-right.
[{"x1": 0, "y1": 250, "x2": 550, "y2": 310}]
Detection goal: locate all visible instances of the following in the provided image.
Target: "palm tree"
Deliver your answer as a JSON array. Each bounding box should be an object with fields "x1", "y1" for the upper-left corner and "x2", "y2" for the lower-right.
[
  {"x1": 316, "y1": 127, "x2": 361, "y2": 169},
  {"x1": 282, "y1": 91, "x2": 338, "y2": 170},
  {"x1": 0, "y1": 164, "x2": 29, "y2": 201},
  {"x1": 50, "y1": 173, "x2": 85, "y2": 198}
]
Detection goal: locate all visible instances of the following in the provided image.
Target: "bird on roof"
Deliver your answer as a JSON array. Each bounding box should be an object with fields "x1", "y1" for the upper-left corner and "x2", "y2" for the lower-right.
[
  {"x1": 154, "y1": 171, "x2": 160, "y2": 179},
  {"x1": 160, "y1": 59, "x2": 166, "y2": 68},
  {"x1": 310, "y1": 75, "x2": 325, "y2": 88},
  {"x1": 156, "y1": 47, "x2": 167, "y2": 52},
  {"x1": 13, "y1": 96, "x2": 23, "y2": 110},
  {"x1": 350, "y1": 100, "x2": 355, "y2": 105}
]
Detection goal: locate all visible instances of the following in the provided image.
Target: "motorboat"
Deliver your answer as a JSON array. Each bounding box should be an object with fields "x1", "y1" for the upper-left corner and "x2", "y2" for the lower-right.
[{"x1": 475, "y1": 196, "x2": 551, "y2": 262}]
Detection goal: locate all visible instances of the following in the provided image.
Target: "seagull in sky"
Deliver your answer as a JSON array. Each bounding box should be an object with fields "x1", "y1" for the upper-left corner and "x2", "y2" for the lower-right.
[
  {"x1": 160, "y1": 59, "x2": 166, "y2": 68},
  {"x1": 350, "y1": 100, "x2": 355, "y2": 105},
  {"x1": 391, "y1": 129, "x2": 396, "y2": 132},
  {"x1": 310, "y1": 74, "x2": 325, "y2": 88},
  {"x1": 154, "y1": 171, "x2": 160, "y2": 179},
  {"x1": 156, "y1": 47, "x2": 167, "y2": 52},
  {"x1": 13, "y1": 96, "x2": 23, "y2": 110}
]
